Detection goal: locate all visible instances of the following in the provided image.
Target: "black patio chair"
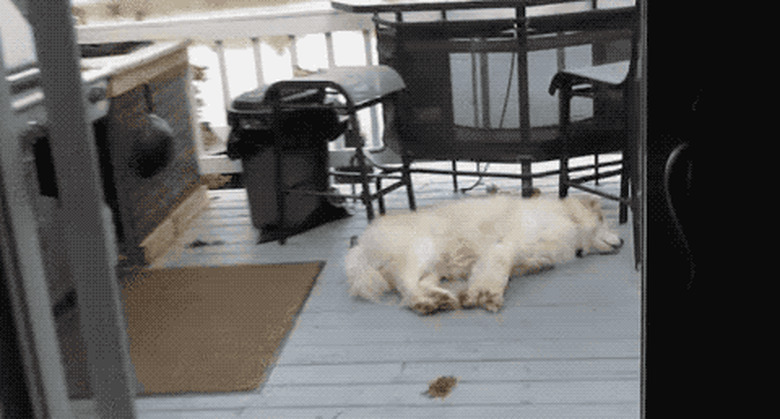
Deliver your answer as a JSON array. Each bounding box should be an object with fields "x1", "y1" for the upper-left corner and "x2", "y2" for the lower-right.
[{"x1": 548, "y1": 6, "x2": 640, "y2": 225}]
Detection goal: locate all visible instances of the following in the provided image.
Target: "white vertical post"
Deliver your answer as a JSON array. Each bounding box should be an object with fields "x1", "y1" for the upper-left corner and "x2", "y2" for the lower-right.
[
  {"x1": 288, "y1": 34, "x2": 299, "y2": 70},
  {"x1": 251, "y1": 37, "x2": 265, "y2": 87},
  {"x1": 323, "y1": 32, "x2": 346, "y2": 149},
  {"x1": 362, "y1": 29, "x2": 374, "y2": 65},
  {"x1": 215, "y1": 40, "x2": 232, "y2": 110},
  {"x1": 0, "y1": 33, "x2": 74, "y2": 419},
  {"x1": 325, "y1": 32, "x2": 336, "y2": 68},
  {"x1": 362, "y1": 28, "x2": 381, "y2": 148},
  {"x1": 556, "y1": 37, "x2": 566, "y2": 70},
  {"x1": 186, "y1": 55, "x2": 207, "y2": 160},
  {"x1": 27, "y1": 0, "x2": 137, "y2": 417}
]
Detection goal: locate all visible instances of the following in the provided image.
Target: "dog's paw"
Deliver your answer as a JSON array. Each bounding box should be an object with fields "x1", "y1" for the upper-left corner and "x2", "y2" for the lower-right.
[
  {"x1": 411, "y1": 299, "x2": 443, "y2": 315},
  {"x1": 458, "y1": 289, "x2": 504, "y2": 312},
  {"x1": 410, "y1": 290, "x2": 459, "y2": 315}
]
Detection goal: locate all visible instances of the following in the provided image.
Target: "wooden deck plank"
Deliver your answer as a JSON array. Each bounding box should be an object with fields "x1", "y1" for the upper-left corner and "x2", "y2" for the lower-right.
[
  {"x1": 70, "y1": 401, "x2": 242, "y2": 419},
  {"x1": 256, "y1": 380, "x2": 640, "y2": 406},
  {"x1": 125, "y1": 400, "x2": 639, "y2": 419},
  {"x1": 267, "y1": 358, "x2": 639, "y2": 385},
  {"x1": 78, "y1": 401, "x2": 638, "y2": 419},
  {"x1": 280, "y1": 321, "x2": 638, "y2": 345},
  {"x1": 108, "y1": 403, "x2": 641, "y2": 419},
  {"x1": 289, "y1": 316, "x2": 640, "y2": 340},
  {"x1": 236, "y1": 403, "x2": 639, "y2": 418},
  {"x1": 130, "y1": 380, "x2": 638, "y2": 410},
  {"x1": 276, "y1": 338, "x2": 639, "y2": 365}
]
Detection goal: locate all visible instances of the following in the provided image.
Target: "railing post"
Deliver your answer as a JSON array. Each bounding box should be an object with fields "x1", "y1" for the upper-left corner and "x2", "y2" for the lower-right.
[
  {"x1": 214, "y1": 40, "x2": 231, "y2": 110},
  {"x1": 325, "y1": 32, "x2": 336, "y2": 68},
  {"x1": 362, "y1": 28, "x2": 374, "y2": 66},
  {"x1": 362, "y1": 28, "x2": 381, "y2": 148},
  {"x1": 288, "y1": 34, "x2": 299, "y2": 70},
  {"x1": 251, "y1": 37, "x2": 265, "y2": 87}
]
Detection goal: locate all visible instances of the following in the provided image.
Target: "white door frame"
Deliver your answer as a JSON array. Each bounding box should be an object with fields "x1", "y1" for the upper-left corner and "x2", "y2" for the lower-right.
[
  {"x1": 0, "y1": 28, "x2": 74, "y2": 419},
  {"x1": 3, "y1": 0, "x2": 138, "y2": 417}
]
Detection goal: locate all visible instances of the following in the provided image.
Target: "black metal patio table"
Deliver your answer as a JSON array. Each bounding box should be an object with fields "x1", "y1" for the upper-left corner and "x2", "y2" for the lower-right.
[
  {"x1": 331, "y1": 0, "x2": 572, "y2": 14},
  {"x1": 330, "y1": 0, "x2": 630, "y2": 196}
]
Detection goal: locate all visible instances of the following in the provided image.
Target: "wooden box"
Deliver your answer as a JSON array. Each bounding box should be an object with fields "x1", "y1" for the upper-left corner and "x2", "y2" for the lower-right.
[{"x1": 87, "y1": 41, "x2": 207, "y2": 264}]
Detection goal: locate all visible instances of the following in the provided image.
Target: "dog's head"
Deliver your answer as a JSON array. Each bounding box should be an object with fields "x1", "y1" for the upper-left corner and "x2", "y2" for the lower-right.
[{"x1": 569, "y1": 196, "x2": 624, "y2": 255}]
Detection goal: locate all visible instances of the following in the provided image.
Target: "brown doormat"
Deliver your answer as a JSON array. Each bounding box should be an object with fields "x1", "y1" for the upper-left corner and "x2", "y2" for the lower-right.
[
  {"x1": 57, "y1": 261, "x2": 323, "y2": 398},
  {"x1": 122, "y1": 262, "x2": 323, "y2": 395}
]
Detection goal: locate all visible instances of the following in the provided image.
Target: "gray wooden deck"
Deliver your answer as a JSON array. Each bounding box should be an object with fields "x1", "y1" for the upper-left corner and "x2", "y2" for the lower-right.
[{"x1": 73, "y1": 158, "x2": 641, "y2": 418}]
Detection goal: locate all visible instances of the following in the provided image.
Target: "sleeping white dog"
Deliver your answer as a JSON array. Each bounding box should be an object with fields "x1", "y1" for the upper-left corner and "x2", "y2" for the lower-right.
[{"x1": 345, "y1": 194, "x2": 623, "y2": 314}]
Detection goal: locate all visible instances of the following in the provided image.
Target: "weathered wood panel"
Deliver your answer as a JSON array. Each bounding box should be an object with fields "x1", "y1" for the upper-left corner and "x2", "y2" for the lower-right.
[{"x1": 102, "y1": 48, "x2": 203, "y2": 263}]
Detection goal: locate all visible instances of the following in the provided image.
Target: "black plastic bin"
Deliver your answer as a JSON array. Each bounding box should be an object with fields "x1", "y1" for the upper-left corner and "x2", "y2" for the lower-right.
[{"x1": 227, "y1": 86, "x2": 350, "y2": 243}]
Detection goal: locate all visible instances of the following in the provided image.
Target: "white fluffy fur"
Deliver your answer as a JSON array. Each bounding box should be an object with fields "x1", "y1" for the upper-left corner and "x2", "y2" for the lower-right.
[{"x1": 345, "y1": 194, "x2": 623, "y2": 314}]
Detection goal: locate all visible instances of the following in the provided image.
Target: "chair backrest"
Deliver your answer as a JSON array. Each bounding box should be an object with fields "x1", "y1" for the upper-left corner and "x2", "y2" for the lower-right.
[{"x1": 373, "y1": 5, "x2": 640, "y2": 162}]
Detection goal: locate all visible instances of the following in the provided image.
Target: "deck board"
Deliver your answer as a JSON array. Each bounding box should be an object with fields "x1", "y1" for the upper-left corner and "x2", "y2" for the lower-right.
[
  {"x1": 75, "y1": 159, "x2": 640, "y2": 418},
  {"x1": 277, "y1": 338, "x2": 640, "y2": 365},
  {"x1": 269, "y1": 358, "x2": 639, "y2": 385}
]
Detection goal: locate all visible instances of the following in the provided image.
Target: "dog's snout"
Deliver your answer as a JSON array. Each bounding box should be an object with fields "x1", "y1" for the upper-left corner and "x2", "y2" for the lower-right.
[
  {"x1": 589, "y1": 234, "x2": 623, "y2": 256},
  {"x1": 600, "y1": 237, "x2": 624, "y2": 255},
  {"x1": 575, "y1": 248, "x2": 584, "y2": 258}
]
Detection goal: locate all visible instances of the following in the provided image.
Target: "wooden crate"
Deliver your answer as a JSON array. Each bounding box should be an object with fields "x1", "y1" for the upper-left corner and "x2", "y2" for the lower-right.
[{"x1": 95, "y1": 41, "x2": 205, "y2": 264}]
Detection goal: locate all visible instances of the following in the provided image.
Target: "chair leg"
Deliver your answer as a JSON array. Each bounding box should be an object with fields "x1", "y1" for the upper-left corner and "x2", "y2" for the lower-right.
[
  {"x1": 559, "y1": 157, "x2": 569, "y2": 198},
  {"x1": 274, "y1": 145, "x2": 286, "y2": 226},
  {"x1": 557, "y1": 85, "x2": 572, "y2": 200},
  {"x1": 594, "y1": 154, "x2": 600, "y2": 185},
  {"x1": 521, "y1": 161, "x2": 534, "y2": 197},
  {"x1": 619, "y1": 160, "x2": 629, "y2": 224},
  {"x1": 403, "y1": 156, "x2": 416, "y2": 211},
  {"x1": 376, "y1": 175, "x2": 386, "y2": 215},
  {"x1": 355, "y1": 146, "x2": 374, "y2": 222},
  {"x1": 451, "y1": 160, "x2": 458, "y2": 192}
]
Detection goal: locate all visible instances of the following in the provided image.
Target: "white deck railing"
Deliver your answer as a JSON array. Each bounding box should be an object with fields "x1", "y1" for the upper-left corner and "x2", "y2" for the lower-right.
[
  {"x1": 76, "y1": 0, "x2": 634, "y2": 175},
  {"x1": 77, "y1": 1, "x2": 380, "y2": 174}
]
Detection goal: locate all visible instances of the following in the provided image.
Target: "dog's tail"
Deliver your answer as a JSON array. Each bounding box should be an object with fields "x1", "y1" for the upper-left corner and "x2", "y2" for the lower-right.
[{"x1": 345, "y1": 243, "x2": 390, "y2": 301}]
